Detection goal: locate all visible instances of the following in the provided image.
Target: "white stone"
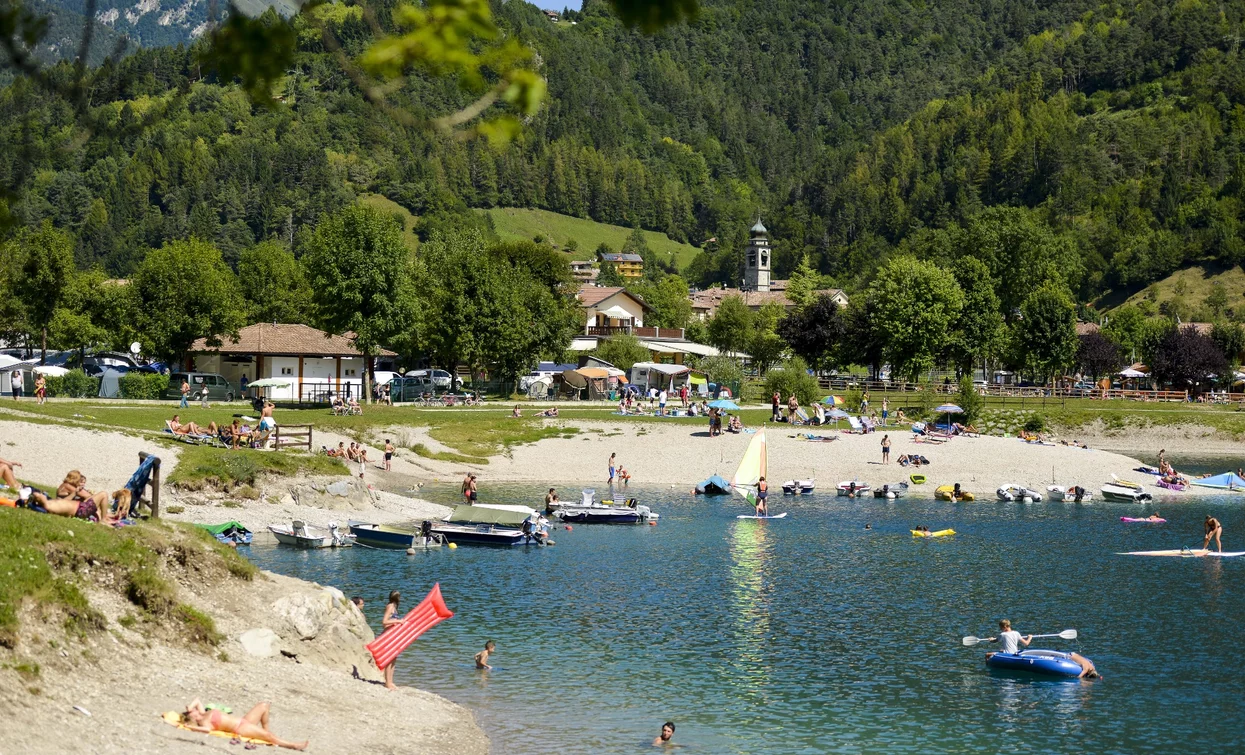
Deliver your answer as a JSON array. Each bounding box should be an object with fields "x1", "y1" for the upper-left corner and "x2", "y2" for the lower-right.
[{"x1": 239, "y1": 627, "x2": 278, "y2": 657}]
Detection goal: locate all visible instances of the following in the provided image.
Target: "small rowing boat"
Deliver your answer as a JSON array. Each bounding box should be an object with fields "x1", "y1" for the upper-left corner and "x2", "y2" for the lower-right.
[{"x1": 986, "y1": 650, "x2": 1085, "y2": 678}]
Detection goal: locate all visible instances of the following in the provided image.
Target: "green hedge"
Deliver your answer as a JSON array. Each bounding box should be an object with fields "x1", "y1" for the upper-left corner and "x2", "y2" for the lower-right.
[
  {"x1": 119, "y1": 372, "x2": 170, "y2": 400},
  {"x1": 44, "y1": 369, "x2": 100, "y2": 398}
]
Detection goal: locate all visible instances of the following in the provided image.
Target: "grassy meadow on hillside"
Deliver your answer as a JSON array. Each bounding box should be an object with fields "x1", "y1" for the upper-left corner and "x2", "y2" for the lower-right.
[{"x1": 482, "y1": 208, "x2": 700, "y2": 270}]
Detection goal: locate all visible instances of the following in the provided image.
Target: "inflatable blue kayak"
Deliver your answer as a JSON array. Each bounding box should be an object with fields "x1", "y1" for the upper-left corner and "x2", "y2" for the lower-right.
[{"x1": 986, "y1": 650, "x2": 1083, "y2": 678}]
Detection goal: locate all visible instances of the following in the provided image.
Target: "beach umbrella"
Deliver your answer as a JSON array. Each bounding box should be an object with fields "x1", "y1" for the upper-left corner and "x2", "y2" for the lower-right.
[
  {"x1": 933, "y1": 403, "x2": 963, "y2": 432},
  {"x1": 825, "y1": 407, "x2": 851, "y2": 428},
  {"x1": 708, "y1": 399, "x2": 740, "y2": 410},
  {"x1": 821, "y1": 395, "x2": 845, "y2": 406},
  {"x1": 247, "y1": 377, "x2": 295, "y2": 388}
]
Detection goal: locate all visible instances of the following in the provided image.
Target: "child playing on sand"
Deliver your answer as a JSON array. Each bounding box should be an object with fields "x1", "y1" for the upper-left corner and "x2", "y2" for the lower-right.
[{"x1": 475, "y1": 640, "x2": 496, "y2": 670}]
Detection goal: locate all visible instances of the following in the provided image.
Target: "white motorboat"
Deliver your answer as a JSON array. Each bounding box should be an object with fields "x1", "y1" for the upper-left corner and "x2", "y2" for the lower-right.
[
  {"x1": 836, "y1": 480, "x2": 869, "y2": 497},
  {"x1": 1047, "y1": 485, "x2": 1093, "y2": 503},
  {"x1": 782, "y1": 478, "x2": 816, "y2": 494},
  {"x1": 268, "y1": 520, "x2": 354, "y2": 548},
  {"x1": 1101, "y1": 481, "x2": 1153, "y2": 502},
  {"x1": 873, "y1": 482, "x2": 909, "y2": 499},
  {"x1": 997, "y1": 484, "x2": 1043, "y2": 503},
  {"x1": 551, "y1": 489, "x2": 659, "y2": 524}
]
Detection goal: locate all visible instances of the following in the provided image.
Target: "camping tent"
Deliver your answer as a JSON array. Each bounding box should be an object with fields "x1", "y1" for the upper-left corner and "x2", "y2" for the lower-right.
[{"x1": 98, "y1": 367, "x2": 126, "y2": 398}]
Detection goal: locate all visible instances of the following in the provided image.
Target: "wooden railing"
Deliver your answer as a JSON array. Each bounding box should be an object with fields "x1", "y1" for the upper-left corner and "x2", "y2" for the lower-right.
[
  {"x1": 587, "y1": 325, "x2": 631, "y2": 336},
  {"x1": 274, "y1": 424, "x2": 313, "y2": 451}
]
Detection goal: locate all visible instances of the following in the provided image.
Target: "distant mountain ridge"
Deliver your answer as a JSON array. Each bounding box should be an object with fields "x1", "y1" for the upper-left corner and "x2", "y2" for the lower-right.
[{"x1": 38, "y1": 0, "x2": 301, "y2": 48}]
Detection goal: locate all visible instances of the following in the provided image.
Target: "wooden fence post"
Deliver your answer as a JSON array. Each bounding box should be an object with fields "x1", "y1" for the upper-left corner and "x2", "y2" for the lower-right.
[{"x1": 139, "y1": 451, "x2": 161, "y2": 519}]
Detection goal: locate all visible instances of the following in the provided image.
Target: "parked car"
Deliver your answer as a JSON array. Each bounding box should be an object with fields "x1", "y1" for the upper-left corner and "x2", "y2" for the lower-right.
[
  {"x1": 165, "y1": 372, "x2": 237, "y2": 402},
  {"x1": 407, "y1": 369, "x2": 455, "y2": 388}
]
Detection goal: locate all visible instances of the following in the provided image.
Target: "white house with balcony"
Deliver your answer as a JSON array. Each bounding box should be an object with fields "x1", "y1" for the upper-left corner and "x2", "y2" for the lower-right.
[{"x1": 571, "y1": 285, "x2": 737, "y2": 363}]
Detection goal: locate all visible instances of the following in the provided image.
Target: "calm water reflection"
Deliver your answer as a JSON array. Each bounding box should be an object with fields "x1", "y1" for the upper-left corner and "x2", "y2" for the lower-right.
[{"x1": 246, "y1": 483, "x2": 1245, "y2": 754}]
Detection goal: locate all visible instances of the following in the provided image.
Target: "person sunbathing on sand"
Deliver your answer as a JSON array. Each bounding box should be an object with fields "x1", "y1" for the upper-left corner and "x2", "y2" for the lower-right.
[
  {"x1": 181, "y1": 699, "x2": 308, "y2": 750},
  {"x1": 169, "y1": 415, "x2": 216, "y2": 436}
]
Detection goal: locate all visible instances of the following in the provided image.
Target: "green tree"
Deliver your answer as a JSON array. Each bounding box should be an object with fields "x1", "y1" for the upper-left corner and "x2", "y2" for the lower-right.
[
  {"x1": 1211, "y1": 322, "x2": 1245, "y2": 368},
  {"x1": 1102, "y1": 305, "x2": 1148, "y2": 362},
  {"x1": 777, "y1": 293, "x2": 848, "y2": 370},
  {"x1": 869, "y1": 257, "x2": 964, "y2": 381},
  {"x1": 1206, "y1": 283, "x2": 1229, "y2": 319},
  {"x1": 597, "y1": 262, "x2": 626, "y2": 288},
  {"x1": 749, "y1": 302, "x2": 789, "y2": 374},
  {"x1": 302, "y1": 206, "x2": 419, "y2": 401},
  {"x1": 1012, "y1": 282, "x2": 1079, "y2": 381},
  {"x1": 948, "y1": 256, "x2": 1004, "y2": 374},
  {"x1": 238, "y1": 241, "x2": 312, "y2": 324},
  {"x1": 706, "y1": 296, "x2": 754, "y2": 356},
  {"x1": 594, "y1": 334, "x2": 650, "y2": 371},
  {"x1": 784, "y1": 254, "x2": 818, "y2": 308},
  {"x1": 10, "y1": 222, "x2": 75, "y2": 363},
  {"x1": 955, "y1": 375, "x2": 985, "y2": 424},
  {"x1": 131, "y1": 239, "x2": 246, "y2": 364},
  {"x1": 634, "y1": 275, "x2": 692, "y2": 329},
  {"x1": 764, "y1": 356, "x2": 820, "y2": 405}
]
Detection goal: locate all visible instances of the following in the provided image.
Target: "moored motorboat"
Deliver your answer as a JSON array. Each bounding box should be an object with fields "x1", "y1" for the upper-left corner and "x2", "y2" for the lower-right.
[
  {"x1": 348, "y1": 521, "x2": 419, "y2": 549},
  {"x1": 1046, "y1": 485, "x2": 1093, "y2": 503},
  {"x1": 269, "y1": 520, "x2": 354, "y2": 548},
  {"x1": 551, "y1": 490, "x2": 659, "y2": 524},
  {"x1": 997, "y1": 484, "x2": 1043, "y2": 503},
  {"x1": 935, "y1": 484, "x2": 975, "y2": 502},
  {"x1": 836, "y1": 480, "x2": 869, "y2": 497},
  {"x1": 985, "y1": 649, "x2": 1086, "y2": 678},
  {"x1": 782, "y1": 478, "x2": 816, "y2": 495},
  {"x1": 873, "y1": 482, "x2": 909, "y2": 499},
  {"x1": 1100, "y1": 481, "x2": 1153, "y2": 502}
]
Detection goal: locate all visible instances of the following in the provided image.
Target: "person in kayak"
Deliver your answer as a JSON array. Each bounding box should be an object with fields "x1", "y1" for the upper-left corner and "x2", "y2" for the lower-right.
[
  {"x1": 755, "y1": 477, "x2": 768, "y2": 516},
  {"x1": 1069, "y1": 652, "x2": 1102, "y2": 679},
  {"x1": 1203, "y1": 515, "x2": 1223, "y2": 552},
  {"x1": 985, "y1": 619, "x2": 1031, "y2": 657}
]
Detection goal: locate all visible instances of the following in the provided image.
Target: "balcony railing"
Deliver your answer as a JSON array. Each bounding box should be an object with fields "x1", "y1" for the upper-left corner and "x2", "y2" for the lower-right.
[
  {"x1": 587, "y1": 325, "x2": 631, "y2": 336},
  {"x1": 586, "y1": 325, "x2": 686, "y2": 339}
]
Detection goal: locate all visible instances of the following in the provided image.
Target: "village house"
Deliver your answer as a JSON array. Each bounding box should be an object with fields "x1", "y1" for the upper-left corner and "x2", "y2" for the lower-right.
[
  {"x1": 571, "y1": 286, "x2": 726, "y2": 363},
  {"x1": 597, "y1": 251, "x2": 644, "y2": 280},
  {"x1": 188, "y1": 323, "x2": 396, "y2": 402},
  {"x1": 569, "y1": 259, "x2": 598, "y2": 284}
]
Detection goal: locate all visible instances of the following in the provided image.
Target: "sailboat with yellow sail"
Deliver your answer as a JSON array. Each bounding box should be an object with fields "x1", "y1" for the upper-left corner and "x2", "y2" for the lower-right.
[{"x1": 731, "y1": 431, "x2": 788, "y2": 519}]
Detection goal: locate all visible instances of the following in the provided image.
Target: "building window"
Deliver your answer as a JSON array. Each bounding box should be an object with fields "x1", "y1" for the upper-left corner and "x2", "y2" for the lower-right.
[
  {"x1": 345, "y1": 369, "x2": 357, "y2": 376},
  {"x1": 280, "y1": 367, "x2": 293, "y2": 375},
  {"x1": 761, "y1": 253, "x2": 768, "y2": 267},
  {"x1": 748, "y1": 253, "x2": 756, "y2": 266}
]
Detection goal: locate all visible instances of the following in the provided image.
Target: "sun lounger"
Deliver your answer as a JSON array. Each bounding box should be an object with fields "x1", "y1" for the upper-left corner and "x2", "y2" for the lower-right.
[{"x1": 846, "y1": 416, "x2": 865, "y2": 434}]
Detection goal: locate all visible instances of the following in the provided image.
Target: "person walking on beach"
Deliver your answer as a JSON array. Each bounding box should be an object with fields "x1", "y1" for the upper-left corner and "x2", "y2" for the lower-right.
[
  {"x1": 608, "y1": 453, "x2": 617, "y2": 484},
  {"x1": 34, "y1": 374, "x2": 46, "y2": 405},
  {"x1": 659, "y1": 388, "x2": 668, "y2": 416},
  {"x1": 179, "y1": 378, "x2": 190, "y2": 408},
  {"x1": 653, "y1": 722, "x2": 676, "y2": 747},
  {"x1": 475, "y1": 640, "x2": 496, "y2": 670},
  {"x1": 381, "y1": 591, "x2": 403, "y2": 690},
  {"x1": 881, "y1": 434, "x2": 891, "y2": 464},
  {"x1": 1203, "y1": 515, "x2": 1223, "y2": 552},
  {"x1": 383, "y1": 439, "x2": 394, "y2": 471},
  {"x1": 771, "y1": 391, "x2": 781, "y2": 422}
]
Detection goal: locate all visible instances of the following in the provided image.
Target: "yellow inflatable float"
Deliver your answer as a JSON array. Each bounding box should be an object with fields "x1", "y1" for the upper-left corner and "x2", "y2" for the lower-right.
[
  {"x1": 934, "y1": 485, "x2": 975, "y2": 501},
  {"x1": 911, "y1": 528, "x2": 956, "y2": 538}
]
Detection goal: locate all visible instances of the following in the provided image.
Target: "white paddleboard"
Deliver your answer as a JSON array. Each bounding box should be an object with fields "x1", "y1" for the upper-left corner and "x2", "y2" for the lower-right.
[
  {"x1": 737, "y1": 512, "x2": 788, "y2": 519},
  {"x1": 1120, "y1": 549, "x2": 1245, "y2": 558}
]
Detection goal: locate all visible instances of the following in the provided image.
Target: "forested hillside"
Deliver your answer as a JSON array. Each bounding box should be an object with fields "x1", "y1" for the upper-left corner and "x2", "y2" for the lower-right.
[{"x1": 1, "y1": 0, "x2": 1242, "y2": 306}]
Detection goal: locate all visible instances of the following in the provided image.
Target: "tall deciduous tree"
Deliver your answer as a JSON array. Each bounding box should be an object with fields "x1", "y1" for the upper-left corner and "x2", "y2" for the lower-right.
[
  {"x1": 302, "y1": 206, "x2": 419, "y2": 401},
  {"x1": 869, "y1": 257, "x2": 964, "y2": 381},
  {"x1": 634, "y1": 275, "x2": 693, "y2": 329},
  {"x1": 749, "y1": 302, "x2": 788, "y2": 374},
  {"x1": 594, "y1": 334, "x2": 650, "y2": 371},
  {"x1": 948, "y1": 256, "x2": 1004, "y2": 374},
  {"x1": 1077, "y1": 331, "x2": 1121, "y2": 381},
  {"x1": 11, "y1": 222, "x2": 75, "y2": 363},
  {"x1": 1151, "y1": 325, "x2": 1227, "y2": 396},
  {"x1": 1013, "y1": 282, "x2": 1079, "y2": 381},
  {"x1": 777, "y1": 293, "x2": 848, "y2": 370},
  {"x1": 783, "y1": 255, "x2": 819, "y2": 308},
  {"x1": 131, "y1": 239, "x2": 245, "y2": 364},
  {"x1": 706, "y1": 296, "x2": 754, "y2": 357},
  {"x1": 238, "y1": 241, "x2": 312, "y2": 324}
]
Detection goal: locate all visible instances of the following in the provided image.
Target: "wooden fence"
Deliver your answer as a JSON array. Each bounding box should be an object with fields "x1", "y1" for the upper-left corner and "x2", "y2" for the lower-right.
[{"x1": 274, "y1": 424, "x2": 313, "y2": 451}]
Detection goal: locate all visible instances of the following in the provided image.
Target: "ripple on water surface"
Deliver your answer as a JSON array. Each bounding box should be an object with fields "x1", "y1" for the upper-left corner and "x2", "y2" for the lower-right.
[{"x1": 246, "y1": 485, "x2": 1245, "y2": 754}]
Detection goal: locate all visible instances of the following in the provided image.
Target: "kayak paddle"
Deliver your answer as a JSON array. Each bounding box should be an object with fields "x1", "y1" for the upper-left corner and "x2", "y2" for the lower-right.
[{"x1": 961, "y1": 629, "x2": 1077, "y2": 646}]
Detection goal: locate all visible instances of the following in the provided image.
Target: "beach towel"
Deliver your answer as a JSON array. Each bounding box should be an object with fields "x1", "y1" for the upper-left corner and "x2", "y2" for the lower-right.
[
  {"x1": 160, "y1": 711, "x2": 271, "y2": 746},
  {"x1": 367, "y1": 583, "x2": 454, "y2": 670}
]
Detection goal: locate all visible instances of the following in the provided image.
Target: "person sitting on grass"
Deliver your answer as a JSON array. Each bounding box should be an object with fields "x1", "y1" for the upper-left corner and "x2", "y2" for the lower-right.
[
  {"x1": 512, "y1": 405, "x2": 522, "y2": 418},
  {"x1": 181, "y1": 698, "x2": 308, "y2": 750},
  {"x1": 0, "y1": 455, "x2": 23, "y2": 490},
  {"x1": 348, "y1": 396, "x2": 362, "y2": 414},
  {"x1": 537, "y1": 407, "x2": 559, "y2": 418}
]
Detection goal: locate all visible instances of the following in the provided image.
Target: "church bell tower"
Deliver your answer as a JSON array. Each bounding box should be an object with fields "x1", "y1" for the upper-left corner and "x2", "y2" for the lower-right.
[{"x1": 744, "y1": 219, "x2": 771, "y2": 292}]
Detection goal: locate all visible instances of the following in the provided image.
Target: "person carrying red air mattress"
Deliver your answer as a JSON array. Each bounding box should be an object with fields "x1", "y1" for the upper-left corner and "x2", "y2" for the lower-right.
[{"x1": 367, "y1": 584, "x2": 454, "y2": 690}]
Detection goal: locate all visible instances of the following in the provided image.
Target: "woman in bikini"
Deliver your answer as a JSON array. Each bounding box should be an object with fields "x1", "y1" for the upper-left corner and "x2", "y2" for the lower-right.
[
  {"x1": 1203, "y1": 515, "x2": 1224, "y2": 553},
  {"x1": 381, "y1": 591, "x2": 403, "y2": 690},
  {"x1": 181, "y1": 698, "x2": 308, "y2": 750},
  {"x1": 37, "y1": 471, "x2": 113, "y2": 522}
]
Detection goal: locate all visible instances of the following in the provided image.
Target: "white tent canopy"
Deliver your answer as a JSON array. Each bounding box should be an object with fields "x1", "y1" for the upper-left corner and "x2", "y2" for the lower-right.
[
  {"x1": 599, "y1": 305, "x2": 633, "y2": 320},
  {"x1": 1118, "y1": 368, "x2": 1149, "y2": 378},
  {"x1": 33, "y1": 365, "x2": 68, "y2": 377},
  {"x1": 0, "y1": 354, "x2": 22, "y2": 369}
]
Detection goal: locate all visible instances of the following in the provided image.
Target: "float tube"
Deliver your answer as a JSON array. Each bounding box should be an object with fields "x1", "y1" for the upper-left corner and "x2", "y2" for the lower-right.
[
  {"x1": 911, "y1": 529, "x2": 956, "y2": 538},
  {"x1": 985, "y1": 649, "x2": 1085, "y2": 678},
  {"x1": 910, "y1": 473, "x2": 927, "y2": 485}
]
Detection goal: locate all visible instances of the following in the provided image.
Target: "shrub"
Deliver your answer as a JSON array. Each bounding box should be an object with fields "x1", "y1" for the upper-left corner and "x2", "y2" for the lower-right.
[
  {"x1": 1023, "y1": 414, "x2": 1046, "y2": 433},
  {"x1": 763, "y1": 357, "x2": 820, "y2": 406},
  {"x1": 175, "y1": 604, "x2": 223, "y2": 647},
  {"x1": 956, "y1": 376, "x2": 985, "y2": 423},
  {"x1": 119, "y1": 372, "x2": 170, "y2": 400},
  {"x1": 45, "y1": 369, "x2": 100, "y2": 398}
]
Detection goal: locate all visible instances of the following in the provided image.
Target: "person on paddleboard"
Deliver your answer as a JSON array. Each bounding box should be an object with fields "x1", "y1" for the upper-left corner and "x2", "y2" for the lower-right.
[
  {"x1": 1204, "y1": 515, "x2": 1223, "y2": 552},
  {"x1": 985, "y1": 619, "x2": 1031, "y2": 658},
  {"x1": 755, "y1": 477, "x2": 768, "y2": 516}
]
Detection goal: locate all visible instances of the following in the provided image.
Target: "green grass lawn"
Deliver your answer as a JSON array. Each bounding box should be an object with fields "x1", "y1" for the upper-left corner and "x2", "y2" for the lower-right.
[
  {"x1": 481, "y1": 207, "x2": 701, "y2": 270},
  {"x1": 358, "y1": 193, "x2": 420, "y2": 252},
  {"x1": 1095, "y1": 263, "x2": 1245, "y2": 313}
]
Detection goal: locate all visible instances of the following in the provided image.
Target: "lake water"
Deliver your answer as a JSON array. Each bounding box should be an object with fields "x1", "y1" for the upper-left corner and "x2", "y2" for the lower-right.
[{"x1": 246, "y1": 483, "x2": 1245, "y2": 754}]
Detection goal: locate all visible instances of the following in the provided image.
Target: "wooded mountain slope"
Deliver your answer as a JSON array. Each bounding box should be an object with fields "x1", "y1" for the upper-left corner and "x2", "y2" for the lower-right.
[{"x1": 2, "y1": 0, "x2": 1241, "y2": 304}]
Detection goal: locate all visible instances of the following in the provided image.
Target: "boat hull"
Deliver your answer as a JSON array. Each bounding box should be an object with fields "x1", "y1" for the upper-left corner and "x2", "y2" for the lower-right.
[
  {"x1": 269, "y1": 525, "x2": 353, "y2": 548},
  {"x1": 431, "y1": 523, "x2": 528, "y2": 546},
  {"x1": 985, "y1": 650, "x2": 1084, "y2": 678},
  {"x1": 554, "y1": 508, "x2": 642, "y2": 524},
  {"x1": 873, "y1": 483, "x2": 909, "y2": 499},
  {"x1": 935, "y1": 485, "x2": 975, "y2": 502},
  {"x1": 782, "y1": 479, "x2": 815, "y2": 495},
  {"x1": 1100, "y1": 484, "x2": 1152, "y2": 502},
  {"x1": 348, "y1": 521, "x2": 417, "y2": 549}
]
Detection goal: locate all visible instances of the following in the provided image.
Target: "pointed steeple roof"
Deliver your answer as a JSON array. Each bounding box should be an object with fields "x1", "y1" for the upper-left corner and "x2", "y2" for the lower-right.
[{"x1": 750, "y1": 218, "x2": 768, "y2": 234}]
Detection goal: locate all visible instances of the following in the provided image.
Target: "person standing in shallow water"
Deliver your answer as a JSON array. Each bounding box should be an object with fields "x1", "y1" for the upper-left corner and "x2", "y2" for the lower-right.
[{"x1": 381, "y1": 591, "x2": 403, "y2": 690}]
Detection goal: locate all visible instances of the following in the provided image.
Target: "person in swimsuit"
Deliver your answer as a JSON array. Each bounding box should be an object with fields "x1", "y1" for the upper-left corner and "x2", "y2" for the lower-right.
[
  {"x1": 544, "y1": 488, "x2": 559, "y2": 514},
  {"x1": 653, "y1": 722, "x2": 676, "y2": 747},
  {"x1": 384, "y1": 439, "x2": 394, "y2": 471},
  {"x1": 181, "y1": 698, "x2": 308, "y2": 750},
  {"x1": 1068, "y1": 652, "x2": 1102, "y2": 679},
  {"x1": 1203, "y1": 515, "x2": 1223, "y2": 552},
  {"x1": 34, "y1": 374, "x2": 46, "y2": 405},
  {"x1": 0, "y1": 455, "x2": 23, "y2": 490},
  {"x1": 475, "y1": 640, "x2": 496, "y2": 670},
  {"x1": 881, "y1": 434, "x2": 891, "y2": 464},
  {"x1": 381, "y1": 591, "x2": 403, "y2": 690},
  {"x1": 608, "y1": 453, "x2": 616, "y2": 484},
  {"x1": 465, "y1": 474, "x2": 478, "y2": 502},
  {"x1": 755, "y1": 477, "x2": 768, "y2": 516}
]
